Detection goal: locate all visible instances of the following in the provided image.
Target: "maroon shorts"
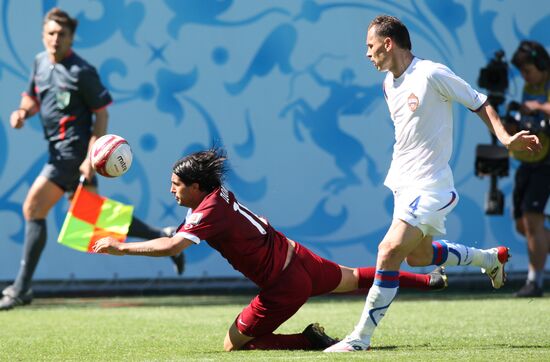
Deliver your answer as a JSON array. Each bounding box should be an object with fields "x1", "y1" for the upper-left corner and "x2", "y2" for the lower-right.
[{"x1": 235, "y1": 242, "x2": 341, "y2": 337}]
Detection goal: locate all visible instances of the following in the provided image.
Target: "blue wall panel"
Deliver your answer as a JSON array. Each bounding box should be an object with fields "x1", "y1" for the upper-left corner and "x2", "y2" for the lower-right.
[{"x1": 0, "y1": 0, "x2": 548, "y2": 280}]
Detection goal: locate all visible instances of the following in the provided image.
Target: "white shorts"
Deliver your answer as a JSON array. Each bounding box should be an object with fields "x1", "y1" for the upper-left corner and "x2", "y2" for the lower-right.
[{"x1": 393, "y1": 187, "x2": 459, "y2": 237}]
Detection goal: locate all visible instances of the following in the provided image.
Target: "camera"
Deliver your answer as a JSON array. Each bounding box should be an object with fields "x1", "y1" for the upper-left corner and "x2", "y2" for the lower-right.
[
  {"x1": 477, "y1": 50, "x2": 508, "y2": 108},
  {"x1": 475, "y1": 50, "x2": 510, "y2": 215}
]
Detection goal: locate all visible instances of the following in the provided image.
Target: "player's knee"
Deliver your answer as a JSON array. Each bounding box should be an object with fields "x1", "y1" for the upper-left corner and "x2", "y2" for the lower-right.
[
  {"x1": 22, "y1": 199, "x2": 39, "y2": 220},
  {"x1": 377, "y1": 242, "x2": 400, "y2": 261},
  {"x1": 515, "y1": 220, "x2": 526, "y2": 236},
  {"x1": 523, "y1": 215, "x2": 543, "y2": 237}
]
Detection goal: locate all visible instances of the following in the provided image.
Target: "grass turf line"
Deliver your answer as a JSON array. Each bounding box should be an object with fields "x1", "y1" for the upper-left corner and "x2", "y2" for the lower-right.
[{"x1": 0, "y1": 294, "x2": 549, "y2": 361}]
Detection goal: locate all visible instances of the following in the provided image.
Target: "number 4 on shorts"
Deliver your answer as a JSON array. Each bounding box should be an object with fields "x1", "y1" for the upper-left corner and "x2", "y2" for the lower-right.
[{"x1": 409, "y1": 195, "x2": 421, "y2": 214}]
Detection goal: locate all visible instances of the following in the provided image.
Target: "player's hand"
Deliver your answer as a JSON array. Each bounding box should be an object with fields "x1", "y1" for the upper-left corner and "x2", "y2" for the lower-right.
[
  {"x1": 79, "y1": 157, "x2": 95, "y2": 182},
  {"x1": 9, "y1": 109, "x2": 27, "y2": 129},
  {"x1": 507, "y1": 130, "x2": 542, "y2": 153},
  {"x1": 92, "y1": 237, "x2": 125, "y2": 255}
]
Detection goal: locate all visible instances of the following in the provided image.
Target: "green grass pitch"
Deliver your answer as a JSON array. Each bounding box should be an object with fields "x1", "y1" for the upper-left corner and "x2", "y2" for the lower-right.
[{"x1": 0, "y1": 293, "x2": 549, "y2": 361}]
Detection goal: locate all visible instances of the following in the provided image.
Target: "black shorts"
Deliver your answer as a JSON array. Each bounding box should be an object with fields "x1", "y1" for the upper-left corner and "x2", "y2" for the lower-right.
[
  {"x1": 512, "y1": 163, "x2": 550, "y2": 219},
  {"x1": 39, "y1": 158, "x2": 97, "y2": 194}
]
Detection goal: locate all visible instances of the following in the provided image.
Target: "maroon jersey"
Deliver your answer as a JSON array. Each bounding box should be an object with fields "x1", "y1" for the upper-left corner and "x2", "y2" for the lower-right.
[{"x1": 176, "y1": 186, "x2": 289, "y2": 288}]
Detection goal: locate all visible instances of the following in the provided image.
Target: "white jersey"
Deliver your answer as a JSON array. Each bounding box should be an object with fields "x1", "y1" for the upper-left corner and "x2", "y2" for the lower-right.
[{"x1": 382, "y1": 57, "x2": 487, "y2": 191}]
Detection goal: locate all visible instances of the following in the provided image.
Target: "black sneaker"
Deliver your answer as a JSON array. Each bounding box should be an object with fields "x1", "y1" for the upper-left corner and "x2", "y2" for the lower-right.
[
  {"x1": 0, "y1": 286, "x2": 33, "y2": 311},
  {"x1": 170, "y1": 252, "x2": 185, "y2": 276},
  {"x1": 515, "y1": 281, "x2": 543, "y2": 298},
  {"x1": 2, "y1": 285, "x2": 33, "y2": 304},
  {"x1": 428, "y1": 266, "x2": 448, "y2": 291},
  {"x1": 302, "y1": 323, "x2": 340, "y2": 350}
]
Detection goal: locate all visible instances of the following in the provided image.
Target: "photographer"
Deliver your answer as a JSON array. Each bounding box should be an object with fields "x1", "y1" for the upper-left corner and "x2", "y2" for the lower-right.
[{"x1": 510, "y1": 40, "x2": 550, "y2": 298}]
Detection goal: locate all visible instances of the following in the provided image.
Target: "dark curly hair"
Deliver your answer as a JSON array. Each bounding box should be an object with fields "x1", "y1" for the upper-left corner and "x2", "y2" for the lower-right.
[{"x1": 172, "y1": 147, "x2": 228, "y2": 193}]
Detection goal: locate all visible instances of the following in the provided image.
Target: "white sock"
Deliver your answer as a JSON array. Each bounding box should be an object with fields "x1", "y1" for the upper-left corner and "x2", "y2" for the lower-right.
[
  {"x1": 349, "y1": 270, "x2": 399, "y2": 343},
  {"x1": 433, "y1": 240, "x2": 494, "y2": 269}
]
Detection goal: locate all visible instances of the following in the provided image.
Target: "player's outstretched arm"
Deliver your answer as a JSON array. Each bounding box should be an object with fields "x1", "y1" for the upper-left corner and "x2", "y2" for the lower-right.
[
  {"x1": 476, "y1": 101, "x2": 542, "y2": 153},
  {"x1": 93, "y1": 234, "x2": 193, "y2": 257}
]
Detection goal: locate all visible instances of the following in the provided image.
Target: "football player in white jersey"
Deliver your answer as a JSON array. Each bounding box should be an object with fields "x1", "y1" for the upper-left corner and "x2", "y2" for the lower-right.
[{"x1": 325, "y1": 15, "x2": 542, "y2": 353}]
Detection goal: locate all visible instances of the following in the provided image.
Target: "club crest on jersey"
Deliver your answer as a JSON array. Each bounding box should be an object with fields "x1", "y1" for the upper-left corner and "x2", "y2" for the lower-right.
[
  {"x1": 56, "y1": 91, "x2": 71, "y2": 109},
  {"x1": 408, "y1": 93, "x2": 419, "y2": 112},
  {"x1": 184, "y1": 212, "x2": 203, "y2": 229}
]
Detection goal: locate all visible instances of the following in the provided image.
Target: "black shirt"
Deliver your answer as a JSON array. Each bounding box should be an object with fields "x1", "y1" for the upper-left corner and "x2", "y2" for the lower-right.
[{"x1": 25, "y1": 50, "x2": 112, "y2": 161}]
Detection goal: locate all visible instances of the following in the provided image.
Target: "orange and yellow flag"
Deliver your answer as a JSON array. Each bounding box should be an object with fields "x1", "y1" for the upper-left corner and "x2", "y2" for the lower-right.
[{"x1": 58, "y1": 184, "x2": 133, "y2": 252}]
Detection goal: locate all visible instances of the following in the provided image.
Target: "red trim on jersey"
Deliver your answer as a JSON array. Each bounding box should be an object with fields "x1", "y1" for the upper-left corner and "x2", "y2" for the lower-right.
[
  {"x1": 58, "y1": 115, "x2": 76, "y2": 140},
  {"x1": 91, "y1": 100, "x2": 112, "y2": 113}
]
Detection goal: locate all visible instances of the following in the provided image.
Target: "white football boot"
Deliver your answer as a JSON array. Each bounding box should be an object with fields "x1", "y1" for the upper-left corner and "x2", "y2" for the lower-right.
[
  {"x1": 323, "y1": 336, "x2": 370, "y2": 352},
  {"x1": 481, "y1": 246, "x2": 510, "y2": 289}
]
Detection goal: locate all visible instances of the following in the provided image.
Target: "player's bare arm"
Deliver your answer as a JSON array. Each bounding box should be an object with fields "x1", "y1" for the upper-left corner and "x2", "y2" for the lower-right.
[
  {"x1": 9, "y1": 95, "x2": 39, "y2": 129},
  {"x1": 93, "y1": 234, "x2": 194, "y2": 257},
  {"x1": 80, "y1": 108, "x2": 109, "y2": 180},
  {"x1": 476, "y1": 100, "x2": 542, "y2": 152}
]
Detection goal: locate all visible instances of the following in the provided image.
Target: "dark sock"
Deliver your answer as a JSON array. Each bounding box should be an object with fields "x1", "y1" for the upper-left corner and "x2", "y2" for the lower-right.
[
  {"x1": 242, "y1": 333, "x2": 313, "y2": 350},
  {"x1": 128, "y1": 217, "x2": 163, "y2": 239},
  {"x1": 357, "y1": 267, "x2": 430, "y2": 290},
  {"x1": 13, "y1": 219, "x2": 47, "y2": 295}
]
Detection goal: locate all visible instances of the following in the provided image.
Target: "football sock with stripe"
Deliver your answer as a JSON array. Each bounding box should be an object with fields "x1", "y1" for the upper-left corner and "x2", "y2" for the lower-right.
[
  {"x1": 431, "y1": 239, "x2": 494, "y2": 268},
  {"x1": 349, "y1": 270, "x2": 399, "y2": 343},
  {"x1": 357, "y1": 267, "x2": 430, "y2": 290}
]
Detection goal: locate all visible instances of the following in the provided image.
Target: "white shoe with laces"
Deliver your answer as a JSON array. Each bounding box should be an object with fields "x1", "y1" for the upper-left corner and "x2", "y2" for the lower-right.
[
  {"x1": 323, "y1": 336, "x2": 370, "y2": 352},
  {"x1": 480, "y1": 246, "x2": 510, "y2": 289}
]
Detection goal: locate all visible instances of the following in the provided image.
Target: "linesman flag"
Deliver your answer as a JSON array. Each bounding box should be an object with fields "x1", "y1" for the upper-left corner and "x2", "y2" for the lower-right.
[{"x1": 58, "y1": 183, "x2": 133, "y2": 252}]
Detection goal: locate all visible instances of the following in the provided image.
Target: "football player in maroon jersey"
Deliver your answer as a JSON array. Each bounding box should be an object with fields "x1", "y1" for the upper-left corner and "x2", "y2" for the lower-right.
[{"x1": 93, "y1": 147, "x2": 447, "y2": 351}]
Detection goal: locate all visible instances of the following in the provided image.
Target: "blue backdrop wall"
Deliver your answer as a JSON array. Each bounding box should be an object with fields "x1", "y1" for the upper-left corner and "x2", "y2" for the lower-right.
[{"x1": 1, "y1": 0, "x2": 549, "y2": 281}]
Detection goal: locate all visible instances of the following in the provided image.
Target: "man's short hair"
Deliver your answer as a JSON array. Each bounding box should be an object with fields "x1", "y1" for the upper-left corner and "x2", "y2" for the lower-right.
[
  {"x1": 369, "y1": 15, "x2": 412, "y2": 51},
  {"x1": 44, "y1": 7, "x2": 78, "y2": 34}
]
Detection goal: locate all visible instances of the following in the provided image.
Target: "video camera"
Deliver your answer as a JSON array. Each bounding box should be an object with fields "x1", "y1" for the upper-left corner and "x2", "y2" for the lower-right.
[
  {"x1": 475, "y1": 50, "x2": 510, "y2": 215},
  {"x1": 477, "y1": 50, "x2": 508, "y2": 108}
]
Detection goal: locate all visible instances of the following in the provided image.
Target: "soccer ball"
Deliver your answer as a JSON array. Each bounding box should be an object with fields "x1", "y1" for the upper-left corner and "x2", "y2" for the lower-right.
[{"x1": 90, "y1": 134, "x2": 133, "y2": 177}]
